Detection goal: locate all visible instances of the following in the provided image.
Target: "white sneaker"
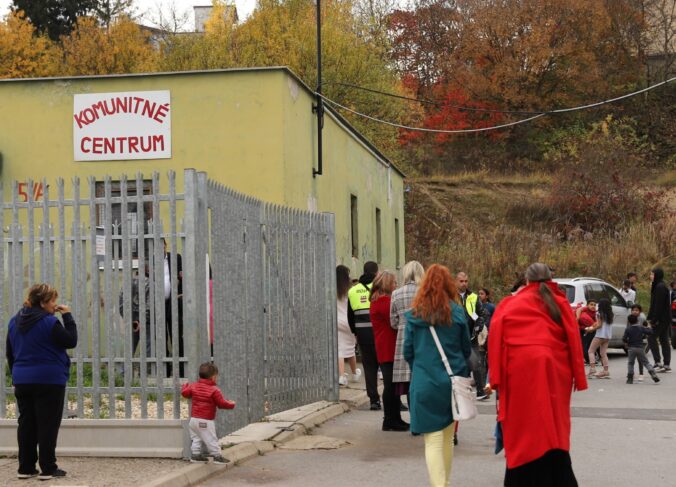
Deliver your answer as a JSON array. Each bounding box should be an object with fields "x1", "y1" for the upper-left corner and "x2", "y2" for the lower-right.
[
  {"x1": 350, "y1": 368, "x2": 362, "y2": 382},
  {"x1": 637, "y1": 374, "x2": 644, "y2": 382},
  {"x1": 338, "y1": 374, "x2": 348, "y2": 386},
  {"x1": 378, "y1": 370, "x2": 383, "y2": 380}
]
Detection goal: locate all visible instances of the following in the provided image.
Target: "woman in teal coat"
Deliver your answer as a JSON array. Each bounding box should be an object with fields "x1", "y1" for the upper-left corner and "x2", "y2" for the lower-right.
[{"x1": 404, "y1": 264, "x2": 471, "y2": 487}]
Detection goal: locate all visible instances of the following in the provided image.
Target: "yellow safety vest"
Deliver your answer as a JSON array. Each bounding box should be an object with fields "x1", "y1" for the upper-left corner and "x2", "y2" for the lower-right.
[{"x1": 348, "y1": 282, "x2": 373, "y2": 311}]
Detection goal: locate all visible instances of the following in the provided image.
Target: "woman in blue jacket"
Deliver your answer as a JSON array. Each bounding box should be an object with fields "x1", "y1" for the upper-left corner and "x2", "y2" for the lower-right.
[
  {"x1": 404, "y1": 264, "x2": 471, "y2": 487},
  {"x1": 6, "y1": 284, "x2": 77, "y2": 480}
]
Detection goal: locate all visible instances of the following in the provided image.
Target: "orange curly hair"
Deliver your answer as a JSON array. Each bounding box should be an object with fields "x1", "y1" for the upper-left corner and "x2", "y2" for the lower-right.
[{"x1": 411, "y1": 264, "x2": 459, "y2": 326}]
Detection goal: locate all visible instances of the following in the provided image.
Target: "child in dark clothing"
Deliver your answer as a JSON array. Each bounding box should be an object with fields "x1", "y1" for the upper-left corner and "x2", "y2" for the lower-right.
[
  {"x1": 181, "y1": 362, "x2": 236, "y2": 463},
  {"x1": 623, "y1": 315, "x2": 660, "y2": 384}
]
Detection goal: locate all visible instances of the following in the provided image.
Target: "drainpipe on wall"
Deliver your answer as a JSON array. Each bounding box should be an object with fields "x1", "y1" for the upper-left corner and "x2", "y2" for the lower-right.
[{"x1": 313, "y1": 0, "x2": 324, "y2": 177}]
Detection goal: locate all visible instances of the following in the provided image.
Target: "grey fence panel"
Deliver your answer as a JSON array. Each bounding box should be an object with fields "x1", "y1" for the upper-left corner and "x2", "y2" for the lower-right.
[{"x1": 2, "y1": 170, "x2": 336, "y2": 436}]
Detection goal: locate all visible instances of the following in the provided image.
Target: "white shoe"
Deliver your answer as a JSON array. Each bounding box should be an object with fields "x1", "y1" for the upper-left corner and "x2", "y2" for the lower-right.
[
  {"x1": 637, "y1": 374, "x2": 644, "y2": 382},
  {"x1": 378, "y1": 369, "x2": 383, "y2": 380},
  {"x1": 338, "y1": 374, "x2": 348, "y2": 386},
  {"x1": 350, "y1": 368, "x2": 362, "y2": 382}
]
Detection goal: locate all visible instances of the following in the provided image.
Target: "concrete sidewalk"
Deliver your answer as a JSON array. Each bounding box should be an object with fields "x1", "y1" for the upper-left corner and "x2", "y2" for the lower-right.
[
  {"x1": 142, "y1": 379, "x2": 374, "y2": 487},
  {"x1": 0, "y1": 379, "x2": 372, "y2": 487}
]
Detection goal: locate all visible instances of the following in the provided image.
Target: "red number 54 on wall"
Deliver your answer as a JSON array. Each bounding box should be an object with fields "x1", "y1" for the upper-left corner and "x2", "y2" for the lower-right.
[{"x1": 17, "y1": 182, "x2": 45, "y2": 202}]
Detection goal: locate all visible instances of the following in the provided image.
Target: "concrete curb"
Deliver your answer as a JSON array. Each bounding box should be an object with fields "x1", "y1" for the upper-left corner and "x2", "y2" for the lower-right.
[{"x1": 142, "y1": 392, "x2": 366, "y2": 487}]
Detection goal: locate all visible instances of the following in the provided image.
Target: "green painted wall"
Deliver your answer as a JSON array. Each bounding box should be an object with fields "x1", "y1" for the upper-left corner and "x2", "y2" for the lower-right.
[{"x1": 0, "y1": 68, "x2": 405, "y2": 275}]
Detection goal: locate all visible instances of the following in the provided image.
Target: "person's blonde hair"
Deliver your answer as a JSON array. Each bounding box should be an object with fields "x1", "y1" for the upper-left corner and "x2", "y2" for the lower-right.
[
  {"x1": 24, "y1": 283, "x2": 58, "y2": 308},
  {"x1": 370, "y1": 271, "x2": 397, "y2": 301},
  {"x1": 401, "y1": 261, "x2": 424, "y2": 284}
]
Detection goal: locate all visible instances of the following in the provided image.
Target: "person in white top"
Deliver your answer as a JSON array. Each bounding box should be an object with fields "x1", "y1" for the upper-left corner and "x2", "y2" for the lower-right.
[
  {"x1": 619, "y1": 279, "x2": 636, "y2": 306},
  {"x1": 585, "y1": 298, "x2": 614, "y2": 379},
  {"x1": 336, "y1": 265, "x2": 361, "y2": 386}
]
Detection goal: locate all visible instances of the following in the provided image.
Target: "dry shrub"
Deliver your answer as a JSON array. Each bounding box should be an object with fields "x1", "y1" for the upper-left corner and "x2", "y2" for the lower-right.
[{"x1": 406, "y1": 218, "x2": 675, "y2": 301}]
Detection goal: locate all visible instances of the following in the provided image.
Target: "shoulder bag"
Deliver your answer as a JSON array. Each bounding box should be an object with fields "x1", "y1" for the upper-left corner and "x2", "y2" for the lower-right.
[{"x1": 429, "y1": 326, "x2": 478, "y2": 421}]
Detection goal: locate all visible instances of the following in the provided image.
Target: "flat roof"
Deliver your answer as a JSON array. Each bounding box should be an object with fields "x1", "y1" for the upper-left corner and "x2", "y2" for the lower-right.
[{"x1": 0, "y1": 66, "x2": 405, "y2": 178}]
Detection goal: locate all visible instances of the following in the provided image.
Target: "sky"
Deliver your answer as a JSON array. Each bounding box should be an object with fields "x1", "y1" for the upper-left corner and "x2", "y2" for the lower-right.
[{"x1": 0, "y1": 1, "x2": 258, "y2": 30}]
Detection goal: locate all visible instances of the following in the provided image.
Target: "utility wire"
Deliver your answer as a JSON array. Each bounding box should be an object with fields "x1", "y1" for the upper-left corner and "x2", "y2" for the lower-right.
[
  {"x1": 319, "y1": 94, "x2": 547, "y2": 133},
  {"x1": 319, "y1": 76, "x2": 675, "y2": 134},
  {"x1": 322, "y1": 81, "x2": 542, "y2": 115}
]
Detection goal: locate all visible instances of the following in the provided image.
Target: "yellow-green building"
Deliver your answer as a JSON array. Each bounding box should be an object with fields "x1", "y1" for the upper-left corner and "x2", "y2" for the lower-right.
[{"x1": 0, "y1": 67, "x2": 405, "y2": 274}]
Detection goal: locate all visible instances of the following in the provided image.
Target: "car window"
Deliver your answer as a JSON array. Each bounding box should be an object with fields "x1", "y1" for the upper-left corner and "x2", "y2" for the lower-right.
[
  {"x1": 584, "y1": 283, "x2": 608, "y2": 303},
  {"x1": 558, "y1": 284, "x2": 575, "y2": 303},
  {"x1": 604, "y1": 285, "x2": 627, "y2": 308}
]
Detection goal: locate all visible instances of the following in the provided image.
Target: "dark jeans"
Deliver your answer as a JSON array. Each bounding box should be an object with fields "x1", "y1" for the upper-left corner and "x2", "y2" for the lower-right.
[
  {"x1": 15, "y1": 384, "x2": 65, "y2": 475},
  {"x1": 627, "y1": 347, "x2": 655, "y2": 376},
  {"x1": 380, "y1": 362, "x2": 402, "y2": 425},
  {"x1": 165, "y1": 297, "x2": 184, "y2": 377},
  {"x1": 648, "y1": 322, "x2": 671, "y2": 366},
  {"x1": 356, "y1": 338, "x2": 379, "y2": 404},
  {"x1": 469, "y1": 346, "x2": 486, "y2": 395}
]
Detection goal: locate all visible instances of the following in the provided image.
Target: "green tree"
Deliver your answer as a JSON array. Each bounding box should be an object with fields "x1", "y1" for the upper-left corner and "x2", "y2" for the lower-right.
[
  {"x1": 234, "y1": 0, "x2": 410, "y2": 162},
  {"x1": 12, "y1": 0, "x2": 100, "y2": 41}
]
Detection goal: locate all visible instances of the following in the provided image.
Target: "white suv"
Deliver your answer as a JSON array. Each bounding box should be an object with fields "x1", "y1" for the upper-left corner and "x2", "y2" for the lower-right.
[{"x1": 554, "y1": 277, "x2": 630, "y2": 351}]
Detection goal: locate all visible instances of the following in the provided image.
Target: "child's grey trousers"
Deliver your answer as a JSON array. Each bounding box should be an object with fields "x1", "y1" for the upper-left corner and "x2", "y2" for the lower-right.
[
  {"x1": 627, "y1": 347, "x2": 655, "y2": 375},
  {"x1": 189, "y1": 417, "x2": 220, "y2": 456}
]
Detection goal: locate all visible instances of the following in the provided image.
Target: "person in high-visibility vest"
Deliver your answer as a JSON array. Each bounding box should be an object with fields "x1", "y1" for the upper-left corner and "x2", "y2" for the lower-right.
[
  {"x1": 348, "y1": 261, "x2": 381, "y2": 410},
  {"x1": 456, "y1": 272, "x2": 487, "y2": 401}
]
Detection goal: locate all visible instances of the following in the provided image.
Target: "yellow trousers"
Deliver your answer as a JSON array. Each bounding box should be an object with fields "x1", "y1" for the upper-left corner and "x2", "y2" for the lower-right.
[{"x1": 424, "y1": 422, "x2": 455, "y2": 487}]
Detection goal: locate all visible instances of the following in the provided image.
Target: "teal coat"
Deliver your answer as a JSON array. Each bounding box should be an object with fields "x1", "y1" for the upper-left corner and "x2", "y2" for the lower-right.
[{"x1": 404, "y1": 302, "x2": 471, "y2": 434}]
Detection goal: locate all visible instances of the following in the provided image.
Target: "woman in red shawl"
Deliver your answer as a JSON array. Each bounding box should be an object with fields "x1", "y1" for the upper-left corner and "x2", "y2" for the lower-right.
[{"x1": 487, "y1": 263, "x2": 587, "y2": 487}]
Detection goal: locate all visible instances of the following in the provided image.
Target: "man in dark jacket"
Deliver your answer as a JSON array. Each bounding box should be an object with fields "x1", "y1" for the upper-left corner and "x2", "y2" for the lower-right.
[
  {"x1": 456, "y1": 272, "x2": 488, "y2": 400},
  {"x1": 647, "y1": 267, "x2": 672, "y2": 372},
  {"x1": 347, "y1": 261, "x2": 380, "y2": 410}
]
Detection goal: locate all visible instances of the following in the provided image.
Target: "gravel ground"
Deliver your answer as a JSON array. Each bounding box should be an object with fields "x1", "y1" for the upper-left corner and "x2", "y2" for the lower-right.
[{"x1": 0, "y1": 456, "x2": 187, "y2": 486}]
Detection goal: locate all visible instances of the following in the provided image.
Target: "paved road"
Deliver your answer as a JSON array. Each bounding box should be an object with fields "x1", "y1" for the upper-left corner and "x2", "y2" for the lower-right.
[{"x1": 200, "y1": 351, "x2": 676, "y2": 486}]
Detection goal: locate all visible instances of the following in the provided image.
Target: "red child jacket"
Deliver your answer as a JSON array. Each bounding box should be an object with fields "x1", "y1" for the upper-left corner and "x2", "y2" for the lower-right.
[{"x1": 181, "y1": 378, "x2": 235, "y2": 420}]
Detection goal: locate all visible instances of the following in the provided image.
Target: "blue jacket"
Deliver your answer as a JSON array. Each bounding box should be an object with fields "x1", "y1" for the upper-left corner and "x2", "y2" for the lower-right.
[
  {"x1": 6, "y1": 307, "x2": 77, "y2": 385},
  {"x1": 404, "y1": 302, "x2": 471, "y2": 434}
]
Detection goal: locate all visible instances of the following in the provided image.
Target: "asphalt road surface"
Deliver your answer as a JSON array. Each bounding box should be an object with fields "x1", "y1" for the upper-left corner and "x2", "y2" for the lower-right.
[{"x1": 200, "y1": 351, "x2": 676, "y2": 486}]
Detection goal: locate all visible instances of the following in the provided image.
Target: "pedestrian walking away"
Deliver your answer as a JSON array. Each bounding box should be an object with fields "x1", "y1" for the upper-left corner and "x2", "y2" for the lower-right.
[
  {"x1": 348, "y1": 261, "x2": 381, "y2": 410},
  {"x1": 390, "y1": 260, "x2": 425, "y2": 401},
  {"x1": 487, "y1": 263, "x2": 587, "y2": 487},
  {"x1": 6, "y1": 284, "x2": 78, "y2": 480},
  {"x1": 182, "y1": 362, "x2": 236, "y2": 464},
  {"x1": 370, "y1": 270, "x2": 409, "y2": 432},
  {"x1": 404, "y1": 264, "x2": 471, "y2": 487},
  {"x1": 336, "y1": 265, "x2": 361, "y2": 386}
]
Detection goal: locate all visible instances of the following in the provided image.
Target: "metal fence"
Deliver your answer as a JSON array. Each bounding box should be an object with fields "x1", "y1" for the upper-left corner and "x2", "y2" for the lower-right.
[{"x1": 0, "y1": 169, "x2": 337, "y2": 437}]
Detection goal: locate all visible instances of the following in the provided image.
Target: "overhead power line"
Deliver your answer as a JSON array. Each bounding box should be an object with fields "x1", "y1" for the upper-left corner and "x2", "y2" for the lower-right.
[
  {"x1": 319, "y1": 76, "x2": 675, "y2": 134},
  {"x1": 322, "y1": 81, "x2": 542, "y2": 115}
]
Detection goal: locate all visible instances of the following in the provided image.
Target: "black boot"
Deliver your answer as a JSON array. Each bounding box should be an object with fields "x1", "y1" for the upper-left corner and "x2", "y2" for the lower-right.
[
  {"x1": 649, "y1": 370, "x2": 661, "y2": 383},
  {"x1": 626, "y1": 373, "x2": 633, "y2": 384}
]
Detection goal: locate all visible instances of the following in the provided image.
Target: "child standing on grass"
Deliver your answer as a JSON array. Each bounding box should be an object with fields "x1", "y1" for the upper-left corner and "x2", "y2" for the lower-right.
[
  {"x1": 623, "y1": 314, "x2": 660, "y2": 384},
  {"x1": 182, "y1": 362, "x2": 236, "y2": 464}
]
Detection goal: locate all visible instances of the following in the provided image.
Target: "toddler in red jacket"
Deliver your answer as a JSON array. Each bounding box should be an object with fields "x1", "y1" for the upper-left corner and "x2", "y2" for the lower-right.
[{"x1": 181, "y1": 362, "x2": 236, "y2": 464}]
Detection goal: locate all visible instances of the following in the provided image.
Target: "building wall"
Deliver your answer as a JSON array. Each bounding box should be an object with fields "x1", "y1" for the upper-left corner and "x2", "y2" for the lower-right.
[{"x1": 0, "y1": 69, "x2": 405, "y2": 275}]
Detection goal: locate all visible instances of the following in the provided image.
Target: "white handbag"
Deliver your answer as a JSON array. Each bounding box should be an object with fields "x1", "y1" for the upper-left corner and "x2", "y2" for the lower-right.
[{"x1": 430, "y1": 326, "x2": 478, "y2": 422}]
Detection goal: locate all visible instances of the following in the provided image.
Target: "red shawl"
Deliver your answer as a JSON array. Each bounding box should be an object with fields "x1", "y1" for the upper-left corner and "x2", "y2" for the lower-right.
[{"x1": 488, "y1": 281, "x2": 587, "y2": 468}]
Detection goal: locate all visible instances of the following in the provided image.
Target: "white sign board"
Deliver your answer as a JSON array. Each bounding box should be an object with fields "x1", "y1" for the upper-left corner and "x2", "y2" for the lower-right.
[{"x1": 73, "y1": 90, "x2": 171, "y2": 161}]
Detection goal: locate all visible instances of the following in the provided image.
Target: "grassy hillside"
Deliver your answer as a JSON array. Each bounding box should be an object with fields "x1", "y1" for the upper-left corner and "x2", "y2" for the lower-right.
[{"x1": 404, "y1": 170, "x2": 675, "y2": 302}]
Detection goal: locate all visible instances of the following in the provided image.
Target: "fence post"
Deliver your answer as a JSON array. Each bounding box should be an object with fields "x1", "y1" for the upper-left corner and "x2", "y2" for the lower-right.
[{"x1": 183, "y1": 169, "x2": 209, "y2": 382}]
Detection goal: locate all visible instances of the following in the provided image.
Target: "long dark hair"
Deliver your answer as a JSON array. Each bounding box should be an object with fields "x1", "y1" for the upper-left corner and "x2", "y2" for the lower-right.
[
  {"x1": 525, "y1": 263, "x2": 562, "y2": 325},
  {"x1": 597, "y1": 298, "x2": 614, "y2": 323},
  {"x1": 336, "y1": 265, "x2": 351, "y2": 299}
]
